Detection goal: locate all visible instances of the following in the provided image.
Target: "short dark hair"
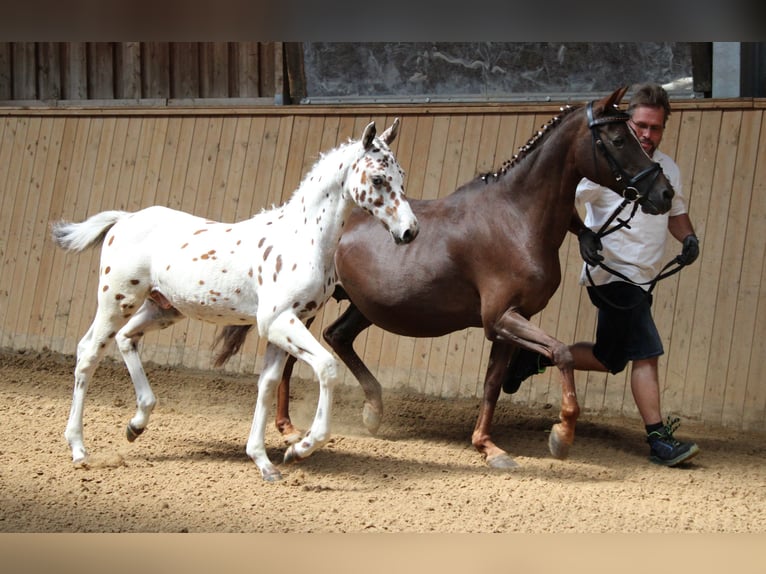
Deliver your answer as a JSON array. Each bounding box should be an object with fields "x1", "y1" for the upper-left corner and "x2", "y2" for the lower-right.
[{"x1": 627, "y1": 83, "x2": 671, "y2": 125}]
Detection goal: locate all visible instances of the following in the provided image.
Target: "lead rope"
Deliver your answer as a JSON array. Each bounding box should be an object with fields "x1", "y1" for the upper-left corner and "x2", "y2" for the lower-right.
[{"x1": 584, "y1": 200, "x2": 689, "y2": 310}]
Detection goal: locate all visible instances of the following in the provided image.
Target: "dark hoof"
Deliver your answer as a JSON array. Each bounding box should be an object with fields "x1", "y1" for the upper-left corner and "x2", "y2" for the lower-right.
[
  {"x1": 487, "y1": 453, "x2": 520, "y2": 470},
  {"x1": 126, "y1": 423, "x2": 144, "y2": 442},
  {"x1": 548, "y1": 424, "x2": 572, "y2": 460},
  {"x1": 283, "y1": 444, "x2": 304, "y2": 465}
]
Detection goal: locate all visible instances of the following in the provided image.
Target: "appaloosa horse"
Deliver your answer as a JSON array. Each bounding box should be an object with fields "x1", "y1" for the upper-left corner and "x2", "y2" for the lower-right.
[
  {"x1": 51, "y1": 119, "x2": 419, "y2": 481},
  {"x1": 252, "y1": 87, "x2": 674, "y2": 470}
]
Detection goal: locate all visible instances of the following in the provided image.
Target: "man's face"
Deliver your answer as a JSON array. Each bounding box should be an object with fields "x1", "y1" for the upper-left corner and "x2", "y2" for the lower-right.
[{"x1": 629, "y1": 105, "x2": 665, "y2": 157}]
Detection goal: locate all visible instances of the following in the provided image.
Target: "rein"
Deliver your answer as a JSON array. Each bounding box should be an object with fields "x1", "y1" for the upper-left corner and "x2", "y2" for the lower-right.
[{"x1": 583, "y1": 101, "x2": 687, "y2": 310}]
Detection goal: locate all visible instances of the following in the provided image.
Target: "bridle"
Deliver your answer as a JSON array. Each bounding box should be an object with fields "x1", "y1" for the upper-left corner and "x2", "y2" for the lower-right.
[
  {"x1": 584, "y1": 101, "x2": 686, "y2": 309},
  {"x1": 586, "y1": 100, "x2": 663, "y2": 205}
]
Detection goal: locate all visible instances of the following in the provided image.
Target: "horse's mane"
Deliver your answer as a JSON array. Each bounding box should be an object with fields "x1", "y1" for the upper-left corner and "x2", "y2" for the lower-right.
[{"x1": 480, "y1": 104, "x2": 579, "y2": 183}]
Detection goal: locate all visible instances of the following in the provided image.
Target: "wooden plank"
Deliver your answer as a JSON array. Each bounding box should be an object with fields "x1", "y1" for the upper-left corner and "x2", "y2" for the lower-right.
[
  {"x1": 662, "y1": 110, "x2": 703, "y2": 415},
  {"x1": 720, "y1": 110, "x2": 764, "y2": 427},
  {"x1": 682, "y1": 110, "x2": 723, "y2": 419},
  {"x1": 701, "y1": 111, "x2": 751, "y2": 425},
  {"x1": 12, "y1": 42, "x2": 37, "y2": 99},
  {"x1": 200, "y1": 42, "x2": 230, "y2": 99},
  {"x1": 0, "y1": 117, "x2": 41, "y2": 346},
  {"x1": 740, "y1": 114, "x2": 766, "y2": 430},
  {"x1": 141, "y1": 42, "x2": 170, "y2": 99},
  {"x1": 24, "y1": 118, "x2": 68, "y2": 350},
  {"x1": 37, "y1": 43, "x2": 61, "y2": 100},
  {"x1": 231, "y1": 42, "x2": 261, "y2": 98},
  {"x1": 38, "y1": 118, "x2": 89, "y2": 352},
  {"x1": 49, "y1": 117, "x2": 93, "y2": 353},
  {"x1": 87, "y1": 43, "x2": 115, "y2": 99},
  {"x1": 115, "y1": 42, "x2": 141, "y2": 99},
  {"x1": 0, "y1": 43, "x2": 11, "y2": 100},
  {"x1": 61, "y1": 42, "x2": 87, "y2": 100},
  {"x1": 170, "y1": 42, "x2": 200, "y2": 99}
]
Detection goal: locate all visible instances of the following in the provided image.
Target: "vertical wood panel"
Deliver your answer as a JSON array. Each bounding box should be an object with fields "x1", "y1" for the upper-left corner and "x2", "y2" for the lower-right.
[
  {"x1": 0, "y1": 43, "x2": 11, "y2": 100},
  {"x1": 115, "y1": 43, "x2": 141, "y2": 99},
  {"x1": 0, "y1": 117, "x2": 40, "y2": 345},
  {"x1": 701, "y1": 111, "x2": 747, "y2": 425},
  {"x1": 720, "y1": 110, "x2": 763, "y2": 426},
  {"x1": 87, "y1": 43, "x2": 115, "y2": 99},
  {"x1": 11, "y1": 43, "x2": 36, "y2": 99},
  {"x1": 61, "y1": 43, "x2": 87, "y2": 100},
  {"x1": 37, "y1": 43, "x2": 62, "y2": 100},
  {"x1": 23, "y1": 118, "x2": 67, "y2": 350},
  {"x1": 741, "y1": 112, "x2": 766, "y2": 430},
  {"x1": 170, "y1": 43, "x2": 200, "y2": 99},
  {"x1": 200, "y1": 43, "x2": 230, "y2": 99},
  {"x1": 9, "y1": 119, "x2": 55, "y2": 348},
  {"x1": 680, "y1": 111, "x2": 722, "y2": 419},
  {"x1": 142, "y1": 42, "x2": 170, "y2": 99}
]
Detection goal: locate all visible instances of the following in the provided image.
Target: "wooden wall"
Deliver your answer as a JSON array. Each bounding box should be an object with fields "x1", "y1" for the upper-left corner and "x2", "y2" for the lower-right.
[
  {"x1": 0, "y1": 42, "x2": 305, "y2": 104},
  {"x1": 1, "y1": 98, "x2": 764, "y2": 433}
]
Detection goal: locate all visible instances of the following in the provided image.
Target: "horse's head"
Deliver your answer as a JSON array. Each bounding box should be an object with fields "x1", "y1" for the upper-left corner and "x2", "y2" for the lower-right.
[
  {"x1": 579, "y1": 86, "x2": 674, "y2": 215},
  {"x1": 347, "y1": 118, "x2": 419, "y2": 244}
]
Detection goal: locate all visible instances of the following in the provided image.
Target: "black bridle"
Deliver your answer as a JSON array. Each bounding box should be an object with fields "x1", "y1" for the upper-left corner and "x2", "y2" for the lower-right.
[{"x1": 584, "y1": 101, "x2": 687, "y2": 309}]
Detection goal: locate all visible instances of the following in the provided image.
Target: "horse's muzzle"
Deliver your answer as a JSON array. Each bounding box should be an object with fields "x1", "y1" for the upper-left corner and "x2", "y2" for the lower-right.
[{"x1": 394, "y1": 225, "x2": 420, "y2": 245}]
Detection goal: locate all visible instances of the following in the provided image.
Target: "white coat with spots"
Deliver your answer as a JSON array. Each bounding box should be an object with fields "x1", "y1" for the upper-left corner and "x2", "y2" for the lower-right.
[{"x1": 51, "y1": 119, "x2": 419, "y2": 481}]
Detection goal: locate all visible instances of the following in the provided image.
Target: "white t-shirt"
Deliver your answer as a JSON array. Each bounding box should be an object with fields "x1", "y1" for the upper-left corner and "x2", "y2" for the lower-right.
[{"x1": 575, "y1": 149, "x2": 688, "y2": 289}]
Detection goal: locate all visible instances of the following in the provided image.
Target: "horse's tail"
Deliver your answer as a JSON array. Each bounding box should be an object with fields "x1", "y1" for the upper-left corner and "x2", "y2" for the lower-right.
[
  {"x1": 212, "y1": 324, "x2": 253, "y2": 367},
  {"x1": 51, "y1": 210, "x2": 129, "y2": 252}
]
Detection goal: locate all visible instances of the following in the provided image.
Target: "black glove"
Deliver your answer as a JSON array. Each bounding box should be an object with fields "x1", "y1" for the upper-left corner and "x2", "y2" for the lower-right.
[
  {"x1": 578, "y1": 228, "x2": 603, "y2": 266},
  {"x1": 678, "y1": 233, "x2": 699, "y2": 265}
]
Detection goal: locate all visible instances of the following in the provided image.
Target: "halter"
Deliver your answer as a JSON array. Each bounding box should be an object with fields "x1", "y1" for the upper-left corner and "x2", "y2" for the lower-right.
[
  {"x1": 586, "y1": 101, "x2": 663, "y2": 205},
  {"x1": 584, "y1": 101, "x2": 686, "y2": 309}
]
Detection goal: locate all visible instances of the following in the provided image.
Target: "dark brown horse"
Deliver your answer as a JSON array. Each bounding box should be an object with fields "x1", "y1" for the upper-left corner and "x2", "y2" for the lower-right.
[{"x1": 219, "y1": 87, "x2": 674, "y2": 469}]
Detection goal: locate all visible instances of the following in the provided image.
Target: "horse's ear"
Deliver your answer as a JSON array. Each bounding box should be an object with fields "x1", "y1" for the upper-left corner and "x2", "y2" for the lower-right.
[
  {"x1": 603, "y1": 86, "x2": 629, "y2": 110},
  {"x1": 379, "y1": 117, "x2": 400, "y2": 145},
  {"x1": 362, "y1": 121, "x2": 377, "y2": 150}
]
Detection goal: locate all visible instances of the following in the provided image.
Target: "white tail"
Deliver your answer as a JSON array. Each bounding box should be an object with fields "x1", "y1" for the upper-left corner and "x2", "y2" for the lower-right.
[{"x1": 51, "y1": 210, "x2": 128, "y2": 252}]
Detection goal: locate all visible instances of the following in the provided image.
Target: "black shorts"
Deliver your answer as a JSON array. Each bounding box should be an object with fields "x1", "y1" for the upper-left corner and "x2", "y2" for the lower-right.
[{"x1": 586, "y1": 282, "x2": 664, "y2": 374}]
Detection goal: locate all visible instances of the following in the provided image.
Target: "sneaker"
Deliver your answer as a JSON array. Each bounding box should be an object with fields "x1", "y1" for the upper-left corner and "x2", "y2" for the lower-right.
[
  {"x1": 502, "y1": 349, "x2": 548, "y2": 394},
  {"x1": 647, "y1": 417, "x2": 700, "y2": 466}
]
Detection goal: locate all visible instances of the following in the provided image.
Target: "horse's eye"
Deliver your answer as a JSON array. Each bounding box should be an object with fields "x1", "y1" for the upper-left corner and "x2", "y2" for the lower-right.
[
  {"x1": 371, "y1": 175, "x2": 384, "y2": 186},
  {"x1": 612, "y1": 136, "x2": 625, "y2": 148}
]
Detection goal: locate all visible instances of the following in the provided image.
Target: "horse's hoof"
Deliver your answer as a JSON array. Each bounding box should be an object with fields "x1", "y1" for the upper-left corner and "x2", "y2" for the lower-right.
[
  {"x1": 548, "y1": 423, "x2": 572, "y2": 460},
  {"x1": 261, "y1": 468, "x2": 283, "y2": 482},
  {"x1": 487, "y1": 453, "x2": 520, "y2": 470},
  {"x1": 283, "y1": 444, "x2": 304, "y2": 465},
  {"x1": 72, "y1": 453, "x2": 90, "y2": 467},
  {"x1": 362, "y1": 402, "x2": 381, "y2": 435},
  {"x1": 126, "y1": 423, "x2": 145, "y2": 443}
]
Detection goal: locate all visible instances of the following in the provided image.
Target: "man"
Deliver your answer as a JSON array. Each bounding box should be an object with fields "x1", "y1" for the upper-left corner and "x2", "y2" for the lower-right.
[{"x1": 508, "y1": 83, "x2": 701, "y2": 467}]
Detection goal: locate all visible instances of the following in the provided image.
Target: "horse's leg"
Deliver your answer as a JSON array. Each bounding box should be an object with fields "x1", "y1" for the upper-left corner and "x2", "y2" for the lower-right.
[
  {"x1": 264, "y1": 312, "x2": 339, "y2": 466},
  {"x1": 472, "y1": 341, "x2": 519, "y2": 469},
  {"x1": 492, "y1": 309, "x2": 579, "y2": 459},
  {"x1": 246, "y1": 343, "x2": 289, "y2": 481},
  {"x1": 275, "y1": 354, "x2": 302, "y2": 444},
  {"x1": 114, "y1": 299, "x2": 184, "y2": 442},
  {"x1": 322, "y1": 304, "x2": 381, "y2": 433},
  {"x1": 274, "y1": 316, "x2": 316, "y2": 444},
  {"x1": 65, "y1": 309, "x2": 128, "y2": 464}
]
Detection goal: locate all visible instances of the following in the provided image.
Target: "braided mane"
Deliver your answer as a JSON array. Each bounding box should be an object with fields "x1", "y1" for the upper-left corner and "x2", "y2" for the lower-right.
[{"x1": 481, "y1": 104, "x2": 579, "y2": 183}]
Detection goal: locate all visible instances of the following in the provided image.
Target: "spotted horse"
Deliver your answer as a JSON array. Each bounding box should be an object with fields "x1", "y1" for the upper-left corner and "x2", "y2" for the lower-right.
[{"x1": 51, "y1": 119, "x2": 419, "y2": 481}]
